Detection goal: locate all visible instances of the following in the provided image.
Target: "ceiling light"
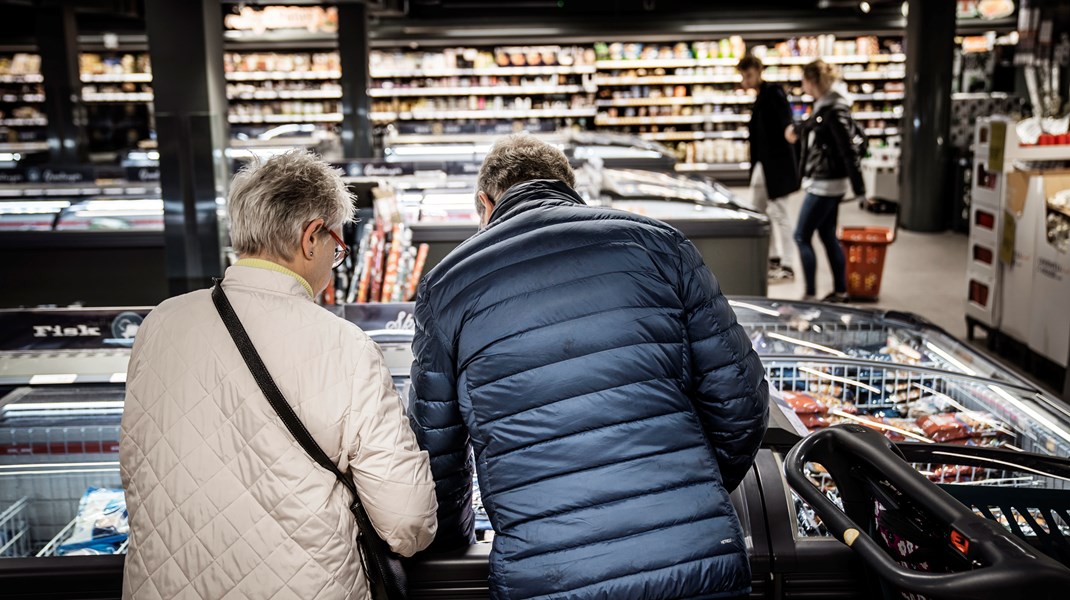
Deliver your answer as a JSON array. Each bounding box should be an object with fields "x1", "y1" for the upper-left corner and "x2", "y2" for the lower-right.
[{"x1": 860, "y1": 2, "x2": 871, "y2": 13}]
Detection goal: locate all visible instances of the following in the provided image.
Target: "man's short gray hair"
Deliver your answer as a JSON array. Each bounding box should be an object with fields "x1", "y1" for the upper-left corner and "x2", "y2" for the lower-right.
[
  {"x1": 227, "y1": 150, "x2": 355, "y2": 259},
  {"x1": 476, "y1": 134, "x2": 576, "y2": 203}
]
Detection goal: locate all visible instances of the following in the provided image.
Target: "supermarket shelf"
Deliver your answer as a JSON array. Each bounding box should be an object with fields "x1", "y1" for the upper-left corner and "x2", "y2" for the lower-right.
[
  {"x1": 370, "y1": 65, "x2": 596, "y2": 78},
  {"x1": 596, "y1": 57, "x2": 741, "y2": 69},
  {"x1": 852, "y1": 110, "x2": 902, "y2": 120},
  {"x1": 82, "y1": 92, "x2": 154, "y2": 103},
  {"x1": 368, "y1": 85, "x2": 588, "y2": 97},
  {"x1": 228, "y1": 113, "x2": 343, "y2": 124},
  {"x1": 596, "y1": 75, "x2": 741, "y2": 85},
  {"x1": 596, "y1": 114, "x2": 749, "y2": 126},
  {"x1": 371, "y1": 108, "x2": 597, "y2": 121},
  {"x1": 764, "y1": 53, "x2": 906, "y2": 65},
  {"x1": 225, "y1": 70, "x2": 341, "y2": 81},
  {"x1": 639, "y1": 130, "x2": 748, "y2": 141},
  {"x1": 228, "y1": 89, "x2": 342, "y2": 100},
  {"x1": 597, "y1": 95, "x2": 755, "y2": 107},
  {"x1": 841, "y1": 70, "x2": 905, "y2": 80},
  {"x1": 0, "y1": 118, "x2": 46, "y2": 127},
  {"x1": 1007, "y1": 144, "x2": 1070, "y2": 161},
  {"x1": 597, "y1": 71, "x2": 901, "y2": 86},
  {"x1": 0, "y1": 141, "x2": 48, "y2": 153},
  {"x1": 675, "y1": 161, "x2": 751, "y2": 172},
  {"x1": 0, "y1": 74, "x2": 43, "y2": 83},
  {"x1": 0, "y1": 94, "x2": 45, "y2": 103},
  {"x1": 594, "y1": 54, "x2": 906, "y2": 70},
  {"x1": 789, "y1": 92, "x2": 905, "y2": 102},
  {"x1": 1049, "y1": 203, "x2": 1070, "y2": 219},
  {"x1": 864, "y1": 127, "x2": 900, "y2": 136},
  {"x1": 80, "y1": 73, "x2": 152, "y2": 83}
]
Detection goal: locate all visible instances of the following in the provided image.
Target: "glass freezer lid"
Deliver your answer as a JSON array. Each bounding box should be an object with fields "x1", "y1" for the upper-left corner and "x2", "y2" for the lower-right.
[{"x1": 730, "y1": 298, "x2": 1022, "y2": 384}]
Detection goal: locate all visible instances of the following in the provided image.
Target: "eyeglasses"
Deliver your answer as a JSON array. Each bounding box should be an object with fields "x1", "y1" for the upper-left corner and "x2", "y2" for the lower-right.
[{"x1": 327, "y1": 228, "x2": 350, "y2": 269}]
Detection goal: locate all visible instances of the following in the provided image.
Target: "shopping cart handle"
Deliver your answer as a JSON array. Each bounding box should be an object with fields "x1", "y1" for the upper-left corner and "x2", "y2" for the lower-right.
[{"x1": 784, "y1": 425, "x2": 1070, "y2": 599}]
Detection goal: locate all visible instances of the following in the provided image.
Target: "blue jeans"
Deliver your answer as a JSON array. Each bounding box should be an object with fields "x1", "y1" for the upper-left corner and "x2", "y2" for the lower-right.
[{"x1": 794, "y1": 192, "x2": 846, "y2": 296}]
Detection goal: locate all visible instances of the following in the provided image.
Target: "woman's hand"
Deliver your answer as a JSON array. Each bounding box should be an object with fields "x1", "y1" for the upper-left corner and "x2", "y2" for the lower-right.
[{"x1": 785, "y1": 124, "x2": 798, "y2": 144}]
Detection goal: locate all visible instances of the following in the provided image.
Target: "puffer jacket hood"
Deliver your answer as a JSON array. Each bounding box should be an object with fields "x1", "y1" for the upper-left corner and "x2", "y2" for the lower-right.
[
  {"x1": 120, "y1": 265, "x2": 438, "y2": 600},
  {"x1": 410, "y1": 179, "x2": 769, "y2": 600}
]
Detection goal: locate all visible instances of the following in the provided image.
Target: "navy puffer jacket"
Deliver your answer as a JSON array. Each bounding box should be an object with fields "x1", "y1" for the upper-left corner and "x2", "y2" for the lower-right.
[{"x1": 409, "y1": 179, "x2": 769, "y2": 600}]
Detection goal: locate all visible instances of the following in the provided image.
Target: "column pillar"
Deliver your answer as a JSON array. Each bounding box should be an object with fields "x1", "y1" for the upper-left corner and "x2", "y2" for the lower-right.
[
  {"x1": 35, "y1": 2, "x2": 87, "y2": 165},
  {"x1": 899, "y1": 0, "x2": 956, "y2": 232},
  {"x1": 144, "y1": 0, "x2": 231, "y2": 295},
  {"x1": 338, "y1": 2, "x2": 374, "y2": 158}
]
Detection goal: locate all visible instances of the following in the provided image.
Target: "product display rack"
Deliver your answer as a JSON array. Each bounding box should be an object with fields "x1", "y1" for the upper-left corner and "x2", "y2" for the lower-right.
[
  {"x1": 592, "y1": 36, "x2": 906, "y2": 173},
  {"x1": 369, "y1": 45, "x2": 598, "y2": 140},
  {"x1": 0, "y1": 53, "x2": 46, "y2": 154}
]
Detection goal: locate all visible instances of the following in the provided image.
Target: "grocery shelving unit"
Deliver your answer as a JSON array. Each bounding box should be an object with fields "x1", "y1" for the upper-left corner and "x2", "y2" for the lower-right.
[
  {"x1": 591, "y1": 37, "x2": 906, "y2": 175},
  {"x1": 369, "y1": 45, "x2": 598, "y2": 143},
  {"x1": 0, "y1": 53, "x2": 47, "y2": 157}
]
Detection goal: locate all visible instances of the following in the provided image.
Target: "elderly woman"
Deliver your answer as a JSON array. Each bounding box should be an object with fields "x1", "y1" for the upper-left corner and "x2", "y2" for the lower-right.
[{"x1": 120, "y1": 151, "x2": 437, "y2": 600}]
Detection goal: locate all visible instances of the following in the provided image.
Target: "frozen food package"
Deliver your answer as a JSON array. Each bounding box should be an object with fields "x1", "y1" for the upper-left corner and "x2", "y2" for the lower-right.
[
  {"x1": 955, "y1": 410, "x2": 1013, "y2": 439},
  {"x1": 56, "y1": 487, "x2": 129, "y2": 556},
  {"x1": 783, "y1": 391, "x2": 827, "y2": 415},
  {"x1": 916, "y1": 413, "x2": 974, "y2": 443}
]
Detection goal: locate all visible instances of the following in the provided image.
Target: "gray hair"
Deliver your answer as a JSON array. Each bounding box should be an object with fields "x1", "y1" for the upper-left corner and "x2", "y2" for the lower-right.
[
  {"x1": 476, "y1": 134, "x2": 575, "y2": 205},
  {"x1": 227, "y1": 150, "x2": 355, "y2": 259}
]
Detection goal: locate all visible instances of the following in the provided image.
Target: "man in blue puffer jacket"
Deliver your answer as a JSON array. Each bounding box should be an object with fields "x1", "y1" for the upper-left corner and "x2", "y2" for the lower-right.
[{"x1": 409, "y1": 134, "x2": 769, "y2": 600}]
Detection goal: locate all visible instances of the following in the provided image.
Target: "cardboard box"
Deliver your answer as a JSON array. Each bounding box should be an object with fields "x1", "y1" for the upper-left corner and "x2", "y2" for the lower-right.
[
  {"x1": 998, "y1": 170, "x2": 1043, "y2": 342},
  {"x1": 1029, "y1": 172, "x2": 1070, "y2": 367}
]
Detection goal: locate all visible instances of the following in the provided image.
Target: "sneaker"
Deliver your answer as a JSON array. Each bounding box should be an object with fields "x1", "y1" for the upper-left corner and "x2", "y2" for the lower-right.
[
  {"x1": 767, "y1": 266, "x2": 796, "y2": 281},
  {"x1": 802, "y1": 294, "x2": 817, "y2": 302},
  {"x1": 821, "y1": 292, "x2": 850, "y2": 304}
]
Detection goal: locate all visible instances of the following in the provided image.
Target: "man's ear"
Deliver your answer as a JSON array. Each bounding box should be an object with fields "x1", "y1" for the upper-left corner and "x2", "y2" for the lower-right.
[
  {"x1": 300, "y1": 218, "x2": 325, "y2": 260},
  {"x1": 478, "y1": 191, "x2": 495, "y2": 221}
]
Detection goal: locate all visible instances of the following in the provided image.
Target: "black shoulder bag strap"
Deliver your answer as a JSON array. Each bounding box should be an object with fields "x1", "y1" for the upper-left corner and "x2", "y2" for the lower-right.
[{"x1": 211, "y1": 279, "x2": 407, "y2": 600}]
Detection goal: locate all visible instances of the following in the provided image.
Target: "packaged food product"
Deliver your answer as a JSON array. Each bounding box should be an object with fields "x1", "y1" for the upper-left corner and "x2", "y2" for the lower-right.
[
  {"x1": 800, "y1": 413, "x2": 831, "y2": 429},
  {"x1": 783, "y1": 391, "x2": 827, "y2": 415},
  {"x1": 916, "y1": 413, "x2": 973, "y2": 443},
  {"x1": 56, "y1": 487, "x2": 128, "y2": 556}
]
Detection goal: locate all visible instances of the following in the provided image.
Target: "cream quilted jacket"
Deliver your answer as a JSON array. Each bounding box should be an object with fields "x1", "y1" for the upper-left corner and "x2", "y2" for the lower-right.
[{"x1": 119, "y1": 265, "x2": 437, "y2": 600}]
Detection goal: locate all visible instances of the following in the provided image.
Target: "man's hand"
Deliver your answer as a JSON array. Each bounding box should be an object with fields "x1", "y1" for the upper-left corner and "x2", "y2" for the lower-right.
[{"x1": 784, "y1": 124, "x2": 798, "y2": 144}]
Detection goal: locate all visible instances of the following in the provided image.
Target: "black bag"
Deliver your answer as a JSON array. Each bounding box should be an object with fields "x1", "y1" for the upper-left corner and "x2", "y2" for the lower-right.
[{"x1": 212, "y1": 279, "x2": 407, "y2": 600}]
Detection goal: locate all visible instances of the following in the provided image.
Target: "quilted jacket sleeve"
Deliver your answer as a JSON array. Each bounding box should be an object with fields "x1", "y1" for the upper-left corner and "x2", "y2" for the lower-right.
[
  {"x1": 677, "y1": 237, "x2": 769, "y2": 492},
  {"x1": 408, "y1": 279, "x2": 476, "y2": 551},
  {"x1": 345, "y1": 336, "x2": 438, "y2": 558}
]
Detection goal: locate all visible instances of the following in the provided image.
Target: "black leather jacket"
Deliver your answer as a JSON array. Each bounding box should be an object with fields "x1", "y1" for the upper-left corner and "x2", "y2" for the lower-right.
[{"x1": 798, "y1": 94, "x2": 865, "y2": 196}]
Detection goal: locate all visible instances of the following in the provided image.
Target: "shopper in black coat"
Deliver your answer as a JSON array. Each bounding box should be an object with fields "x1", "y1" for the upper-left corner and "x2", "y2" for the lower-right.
[
  {"x1": 738, "y1": 55, "x2": 800, "y2": 281},
  {"x1": 785, "y1": 59, "x2": 866, "y2": 303}
]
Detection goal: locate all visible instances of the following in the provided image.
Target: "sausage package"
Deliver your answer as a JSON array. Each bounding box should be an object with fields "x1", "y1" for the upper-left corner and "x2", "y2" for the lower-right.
[{"x1": 915, "y1": 413, "x2": 973, "y2": 443}]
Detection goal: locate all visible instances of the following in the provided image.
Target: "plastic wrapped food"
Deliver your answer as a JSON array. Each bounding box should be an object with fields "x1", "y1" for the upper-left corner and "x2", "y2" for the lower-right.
[
  {"x1": 56, "y1": 487, "x2": 128, "y2": 556},
  {"x1": 784, "y1": 391, "x2": 827, "y2": 415},
  {"x1": 916, "y1": 413, "x2": 974, "y2": 443}
]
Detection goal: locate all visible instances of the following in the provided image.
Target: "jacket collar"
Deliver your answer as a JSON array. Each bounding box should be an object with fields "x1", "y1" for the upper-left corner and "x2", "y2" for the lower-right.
[
  {"x1": 223, "y1": 262, "x2": 314, "y2": 300},
  {"x1": 488, "y1": 179, "x2": 585, "y2": 224}
]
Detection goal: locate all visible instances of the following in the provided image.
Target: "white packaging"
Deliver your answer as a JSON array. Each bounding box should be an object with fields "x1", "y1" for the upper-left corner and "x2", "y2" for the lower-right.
[
  {"x1": 998, "y1": 171, "x2": 1043, "y2": 342},
  {"x1": 1028, "y1": 172, "x2": 1070, "y2": 367}
]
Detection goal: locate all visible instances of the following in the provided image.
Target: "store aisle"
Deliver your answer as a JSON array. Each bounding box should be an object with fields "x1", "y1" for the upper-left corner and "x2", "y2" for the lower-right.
[{"x1": 729, "y1": 188, "x2": 969, "y2": 339}]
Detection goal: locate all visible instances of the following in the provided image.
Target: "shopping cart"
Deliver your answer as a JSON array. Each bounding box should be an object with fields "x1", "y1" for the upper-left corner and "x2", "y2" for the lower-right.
[{"x1": 786, "y1": 425, "x2": 1070, "y2": 599}]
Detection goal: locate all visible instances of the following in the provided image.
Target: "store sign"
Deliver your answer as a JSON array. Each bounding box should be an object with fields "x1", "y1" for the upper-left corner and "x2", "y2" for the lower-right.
[
  {"x1": 224, "y1": 6, "x2": 337, "y2": 34},
  {"x1": 0, "y1": 166, "x2": 97, "y2": 185},
  {"x1": 445, "y1": 162, "x2": 482, "y2": 176},
  {"x1": 125, "y1": 166, "x2": 160, "y2": 182},
  {"x1": 339, "y1": 303, "x2": 416, "y2": 333},
  {"x1": 0, "y1": 309, "x2": 149, "y2": 351},
  {"x1": 337, "y1": 161, "x2": 417, "y2": 178}
]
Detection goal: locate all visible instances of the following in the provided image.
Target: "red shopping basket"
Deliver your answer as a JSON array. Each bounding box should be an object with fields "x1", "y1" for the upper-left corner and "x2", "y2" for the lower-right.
[{"x1": 839, "y1": 226, "x2": 895, "y2": 300}]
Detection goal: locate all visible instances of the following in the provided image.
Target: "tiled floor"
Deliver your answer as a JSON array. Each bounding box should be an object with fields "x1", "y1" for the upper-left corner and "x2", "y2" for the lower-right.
[
  {"x1": 727, "y1": 187, "x2": 1068, "y2": 397},
  {"x1": 728, "y1": 188, "x2": 969, "y2": 339}
]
